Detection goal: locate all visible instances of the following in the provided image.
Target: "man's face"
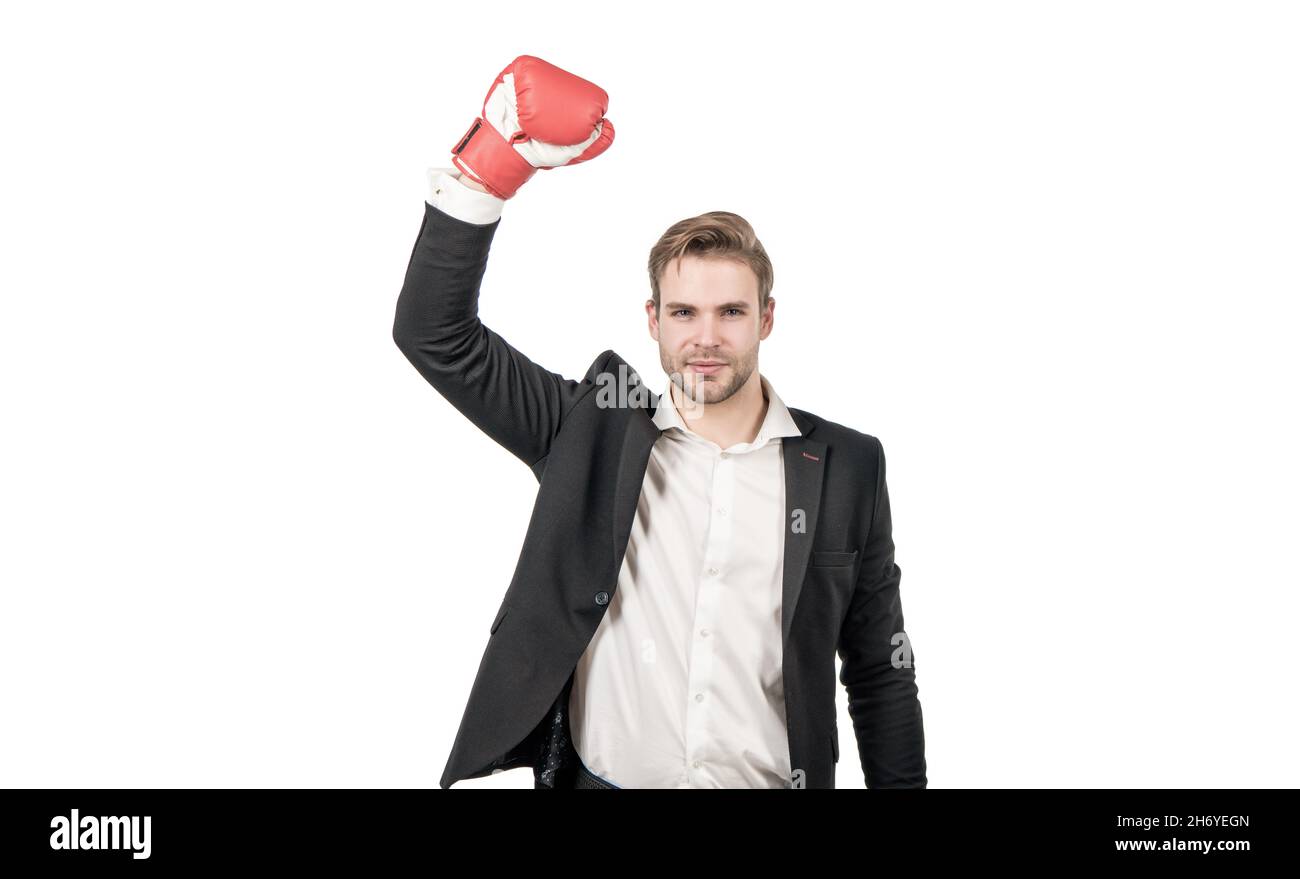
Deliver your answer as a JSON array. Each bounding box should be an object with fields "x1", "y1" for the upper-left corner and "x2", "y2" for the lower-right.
[{"x1": 646, "y1": 255, "x2": 774, "y2": 406}]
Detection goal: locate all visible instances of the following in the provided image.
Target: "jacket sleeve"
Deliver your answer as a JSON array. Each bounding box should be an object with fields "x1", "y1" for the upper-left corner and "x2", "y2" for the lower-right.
[
  {"x1": 392, "y1": 199, "x2": 606, "y2": 470},
  {"x1": 836, "y1": 437, "x2": 928, "y2": 788}
]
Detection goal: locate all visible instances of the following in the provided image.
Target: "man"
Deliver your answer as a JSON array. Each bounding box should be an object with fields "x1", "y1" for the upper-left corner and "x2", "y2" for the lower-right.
[{"x1": 392, "y1": 54, "x2": 926, "y2": 789}]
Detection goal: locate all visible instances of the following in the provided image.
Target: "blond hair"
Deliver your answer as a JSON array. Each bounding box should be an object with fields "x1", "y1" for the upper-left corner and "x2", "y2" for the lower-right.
[{"x1": 647, "y1": 211, "x2": 773, "y2": 316}]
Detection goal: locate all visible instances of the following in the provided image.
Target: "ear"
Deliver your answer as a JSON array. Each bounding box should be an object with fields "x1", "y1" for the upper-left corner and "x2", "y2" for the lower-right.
[
  {"x1": 645, "y1": 299, "x2": 660, "y2": 341},
  {"x1": 758, "y1": 295, "x2": 775, "y2": 340}
]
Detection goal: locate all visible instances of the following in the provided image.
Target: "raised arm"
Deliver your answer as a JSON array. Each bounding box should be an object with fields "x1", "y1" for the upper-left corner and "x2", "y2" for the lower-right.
[
  {"x1": 391, "y1": 54, "x2": 615, "y2": 471},
  {"x1": 392, "y1": 190, "x2": 598, "y2": 470}
]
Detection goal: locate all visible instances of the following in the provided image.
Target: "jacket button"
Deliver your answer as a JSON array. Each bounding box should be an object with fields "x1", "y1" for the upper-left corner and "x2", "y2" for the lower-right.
[{"x1": 594, "y1": 591, "x2": 610, "y2": 605}]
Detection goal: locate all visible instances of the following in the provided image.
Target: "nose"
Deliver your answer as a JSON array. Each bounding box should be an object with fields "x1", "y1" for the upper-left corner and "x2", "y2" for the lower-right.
[{"x1": 692, "y1": 314, "x2": 721, "y2": 349}]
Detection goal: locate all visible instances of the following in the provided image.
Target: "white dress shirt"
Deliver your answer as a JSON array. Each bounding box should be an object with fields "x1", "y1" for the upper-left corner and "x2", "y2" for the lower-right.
[
  {"x1": 425, "y1": 167, "x2": 506, "y2": 225},
  {"x1": 572, "y1": 377, "x2": 802, "y2": 788},
  {"x1": 426, "y1": 169, "x2": 804, "y2": 788}
]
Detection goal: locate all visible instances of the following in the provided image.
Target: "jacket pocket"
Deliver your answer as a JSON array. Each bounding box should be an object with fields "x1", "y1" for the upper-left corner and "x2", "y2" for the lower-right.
[
  {"x1": 812, "y1": 550, "x2": 858, "y2": 567},
  {"x1": 489, "y1": 603, "x2": 509, "y2": 635}
]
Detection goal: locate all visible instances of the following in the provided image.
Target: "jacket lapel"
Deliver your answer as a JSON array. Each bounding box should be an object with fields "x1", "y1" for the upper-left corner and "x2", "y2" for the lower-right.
[
  {"x1": 779, "y1": 411, "x2": 826, "y2": 646},
  {"x1": 612, "y1": 403, "x2": 662, "y2": 575}
]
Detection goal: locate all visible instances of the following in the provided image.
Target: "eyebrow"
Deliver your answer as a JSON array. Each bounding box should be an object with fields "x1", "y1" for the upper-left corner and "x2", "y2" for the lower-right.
[{"x1": 663, "y1": 301, "x2": 751, "y2": 311}]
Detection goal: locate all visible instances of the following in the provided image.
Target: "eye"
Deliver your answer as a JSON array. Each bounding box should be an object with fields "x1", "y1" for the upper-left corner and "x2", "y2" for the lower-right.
[
  {"x1": 672, "y1": 309, "x2": 691, "y2": 317},
  {"x1": 724, "y1": 308, "x2": 742, "y2": 316}
]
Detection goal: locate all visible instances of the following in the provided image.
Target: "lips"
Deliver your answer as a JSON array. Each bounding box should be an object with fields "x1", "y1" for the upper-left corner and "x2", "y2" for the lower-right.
[{"x1": 688, "y1": 361, "x2": 725, "y2": 375}]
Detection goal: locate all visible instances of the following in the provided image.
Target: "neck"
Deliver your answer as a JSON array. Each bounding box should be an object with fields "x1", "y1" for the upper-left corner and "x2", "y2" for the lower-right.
[{"x1": 671, "y1": 370, "x2": 769, "y2": 449}]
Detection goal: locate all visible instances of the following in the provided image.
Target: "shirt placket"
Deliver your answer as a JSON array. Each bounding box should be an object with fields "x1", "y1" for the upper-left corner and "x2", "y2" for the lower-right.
[{"x1": 682, "y1": 444, "x2": 737, "y2": 787}]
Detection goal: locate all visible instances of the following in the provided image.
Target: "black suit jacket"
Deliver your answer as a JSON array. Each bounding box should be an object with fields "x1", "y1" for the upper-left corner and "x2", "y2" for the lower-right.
[{"x1": 392, "y1": 200, "x2": 927, "y2": 789}]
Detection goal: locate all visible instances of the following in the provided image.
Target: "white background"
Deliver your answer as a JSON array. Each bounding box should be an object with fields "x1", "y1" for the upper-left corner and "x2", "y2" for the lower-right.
[{"x1": 2, "y1": 0, "x2": 1296, "y2": 788}]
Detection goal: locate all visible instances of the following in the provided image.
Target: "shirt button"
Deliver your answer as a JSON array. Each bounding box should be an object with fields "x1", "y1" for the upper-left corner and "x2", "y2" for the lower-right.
[
  {"x1": 594, "y1": 591, "x2": 609, "y2": 605},
  {"x1": 718, "y1": 508, "x2": 726, "y2": 516},
  {"x1": 695, "y1": 693, "x2": 704, "y2": 702},
  {"x1": 707, "y1": 568, "x2": 717, "y2": 576},
  {"x1": 700, "y1": 628, "x2": 710, "y2": 638},
  {"x1": 693, "y1": 760, "x2": 701, "y2": 769}
]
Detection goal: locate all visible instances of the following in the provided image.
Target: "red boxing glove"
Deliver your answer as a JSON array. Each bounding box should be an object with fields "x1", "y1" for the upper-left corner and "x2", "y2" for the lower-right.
[{"x1": 450, "y1": 54, "x2": 615, "y2": 199}]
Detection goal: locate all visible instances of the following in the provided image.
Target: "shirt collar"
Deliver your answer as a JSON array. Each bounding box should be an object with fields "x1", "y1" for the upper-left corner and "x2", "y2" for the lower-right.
[{"x1": 652, "y1": 372, "x2": 802, "y2": 450}]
